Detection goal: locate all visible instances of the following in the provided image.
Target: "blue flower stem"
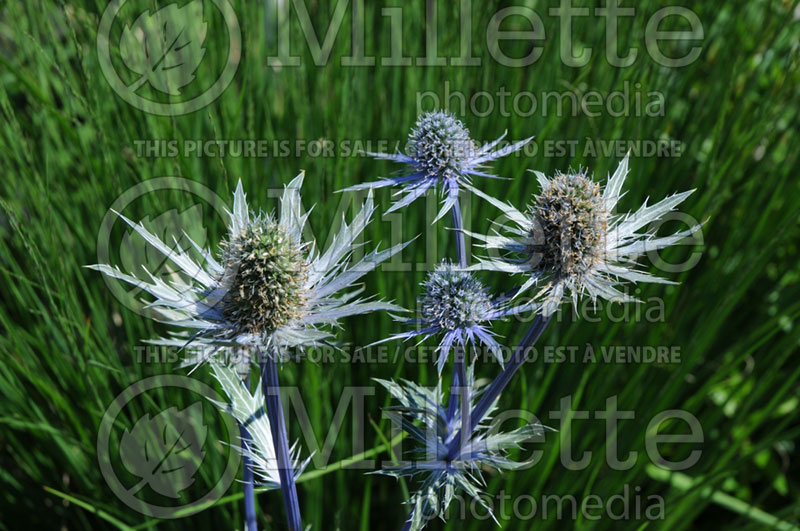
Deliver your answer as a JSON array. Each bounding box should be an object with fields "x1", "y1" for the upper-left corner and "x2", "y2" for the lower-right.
[
  {"x1": 447, "y1": 198, "x2": 470, "y2": 441},
  {"x1": 445, "y1": 356, "x2": 460, "y2": 422},
  {"x1": 450, "y1": 198, "x2": 467, "y2": 269},
  {"x1": 469, "y1": 314, "x2": 550, "y2": 431},
  {"x1": 457, "y1": 348, "x2": 470, "y2": 440},
  {"x1": 446, "y1": 314, "x2": 550, "y2": 459},
  {"x1": 240, "y1": 373, "x2": 258, "y2": 531},
  {"x1": 260, "y1": 353, "x2": 302, "y2": 531}
]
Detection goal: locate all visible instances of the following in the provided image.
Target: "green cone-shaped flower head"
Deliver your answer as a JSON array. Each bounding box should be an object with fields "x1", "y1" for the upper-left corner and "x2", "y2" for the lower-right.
[
  {"x1": 529, "y1": 171, "x2": 608, "y2": 281},
  {"x1": 220, "y1": 215, "x2": 308, "y2": 336}
]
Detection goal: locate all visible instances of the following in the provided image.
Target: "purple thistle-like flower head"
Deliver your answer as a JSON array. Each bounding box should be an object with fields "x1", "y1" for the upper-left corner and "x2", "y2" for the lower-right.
[
  {"x1": 375, "y1": 261, "x2": 533, "y2": 374},
  {"x1": 89, "y1": 173, "x2": 411, "y2": 365},
  {"x1": 419, "y1": 261, "x2": 491, "y2": 332},
  {"x1": 406, "y1": 111, "x2": 475, "y2": 186},
  {"x1": 340, "y1": 110, "x2": 533, "y2": 221},
  {"x1": 467, "y1": 154, "x2": 700, "y2": 316}
]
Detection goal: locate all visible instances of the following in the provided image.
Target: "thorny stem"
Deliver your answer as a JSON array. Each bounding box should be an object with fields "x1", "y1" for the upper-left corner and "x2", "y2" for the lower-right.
[
  {"x1": 240, "y1": 373, "x2": 258, "y2": 531},
  {"x1": 446, "y1": 314, "x2": 551, "y2": 460},
  {"x1": 451, "y1": 198, "x2": 467, "y2": 269},
  {"x1": 447, "y1": 198, "x2": 469, "y2": 438},
  {"x1": 260, "y1": 353, "x2": 302, "y2": 531},
  {"x1": 403, "y1": 196, "x2": 471, "y2": 530}
]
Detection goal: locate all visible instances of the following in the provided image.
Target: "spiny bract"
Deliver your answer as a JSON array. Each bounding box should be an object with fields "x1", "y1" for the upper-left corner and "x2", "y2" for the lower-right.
[
  {"x1": 375, "y1": 372, "x2": 546, "y2": 530},
  {"x1": 209, "y1": 362, "x2": 308, "y2": 487}
]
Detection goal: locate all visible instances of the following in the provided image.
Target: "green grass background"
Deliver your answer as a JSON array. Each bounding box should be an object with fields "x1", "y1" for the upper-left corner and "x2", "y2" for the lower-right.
[{"x1": 1, "y1": 0, "x2": 799, "y2": 529}]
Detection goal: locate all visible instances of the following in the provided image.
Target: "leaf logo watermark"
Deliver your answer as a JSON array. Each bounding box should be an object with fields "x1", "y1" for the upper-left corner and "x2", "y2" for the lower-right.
[
  {"x1": 120, "y1": 402, "x2": 208, "y2": 499},
  {"x1": 120, "y1": 1, "x2": 208, "y2": 96},
  {"x1": 119, "y1": 205, "x2": 209, "y2": 283},
  {"x1": 98, "y1": 0, "x2": 241, "y2": 116},
  {"x1": 95, "y1": 177, "x2": 228, "y2": 319},
  {"x1": 97, "y1": 375, "x2": 240, "y2": 518}
]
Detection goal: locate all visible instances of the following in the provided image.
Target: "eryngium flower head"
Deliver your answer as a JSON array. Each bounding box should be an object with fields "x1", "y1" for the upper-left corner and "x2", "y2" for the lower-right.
[
  {"x1": 219, "y1": 215, "x2": 308, "y2": 336},
  {"x1": 468, "y1": 154, "x2": 700, "y2": 316},
  {"x1": 375, "y1": 373, "x2": 546, "y2": 529},
  {"x1": 407, "y1": 111, "x2": 474, "y2": 185},
  {"x1": 90, "y1": 173, "x2": 409, "y2": 362},
  {"x1": 341, "y1": 110, "x2": 532, "y2": 221},
  {"x1": 378, "y1": 261, "x2": 533, "y2": 374},
  {"x1": 532, "y1": 171, "x2": 607, "y2": 281},
  {"x1": 420, "y1": 263, "x2": 491, "y2": 331}
]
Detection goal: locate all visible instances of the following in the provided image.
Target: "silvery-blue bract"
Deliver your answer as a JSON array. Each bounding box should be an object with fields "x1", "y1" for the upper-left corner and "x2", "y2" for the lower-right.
[
  {"x1": 209, "y1": 362, "x2": 308, "y2": 487},
  {"x1": 90, "y1": 173, "x2": 410, "y2": 364},
  {"x1": 376, "y1": 370, "x2": 547, "y2": 530}
]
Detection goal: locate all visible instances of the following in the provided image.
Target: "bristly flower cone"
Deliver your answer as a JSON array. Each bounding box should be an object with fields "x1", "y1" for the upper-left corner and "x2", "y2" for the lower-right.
[
  {"x1": 408, "y1": 111, "x2": 476, "y2": 184},
  {"x1": 466, "y1": 155, "x2": 699, "y2": 315},
  {"x1": 420, "y1": 264, "x2": 492, "y2": 331},
  {"x1": 529, "y1": 171, "x2": 608, "y2": 282},
  {"x1": 344, "y1": 110, "x2": 532, "y2": 220},
  {"x1": 220, "y1": 216, "x2": 308, "y2": 336},
  {"x1": 377, "y1": 259, "x2": 533, "y2": 374}
]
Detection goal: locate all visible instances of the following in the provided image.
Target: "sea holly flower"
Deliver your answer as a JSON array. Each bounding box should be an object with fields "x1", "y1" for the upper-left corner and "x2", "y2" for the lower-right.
[
  {"x1": 342, "y1": 110, "x2": 533, "y2": 221},
  {"x1": 90, "y1": 173, "x2": 409, "y2": 363},
  {"x1": 91, "y1": 174, "x2": 410, "y2": 530},
  {"x1": 376, "y1": 371, "x2": 546, "y2": 530},
  {"x1": 378, "y1": 260, "x2": 534, "y2": 374},
  {"x1": 467, "y1": 154, "x2": 700, "y2": 316}
]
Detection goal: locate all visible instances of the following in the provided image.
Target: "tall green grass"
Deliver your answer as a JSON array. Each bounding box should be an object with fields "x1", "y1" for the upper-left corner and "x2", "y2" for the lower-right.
[{"x1": 1, "y1": 0, "x2": 798, "y2": 529}]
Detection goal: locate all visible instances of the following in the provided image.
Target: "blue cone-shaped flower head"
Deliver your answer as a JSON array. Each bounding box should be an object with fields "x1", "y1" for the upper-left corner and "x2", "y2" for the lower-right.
[
  {"x1": 375, "y1": 372, "x2": 547, "y2": 529},
  {"x1": 90, "y1": 173, "x2": 410, "y2": 363},
  {"x1": 420, "y1": 262, "x2": 491, "y2": 331},
  {"x1": 342, "y1": 110, "x2": 532, "y2": 221},
  {"x1": 467, "y1": 154, "x2": 700, "y2": 316},
  {"x1": 377, "y1": 260, "x2": 533, "y2": 375},
  {"x1": 407, "y1": 110, "x2": 474, "y2": 186}
]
